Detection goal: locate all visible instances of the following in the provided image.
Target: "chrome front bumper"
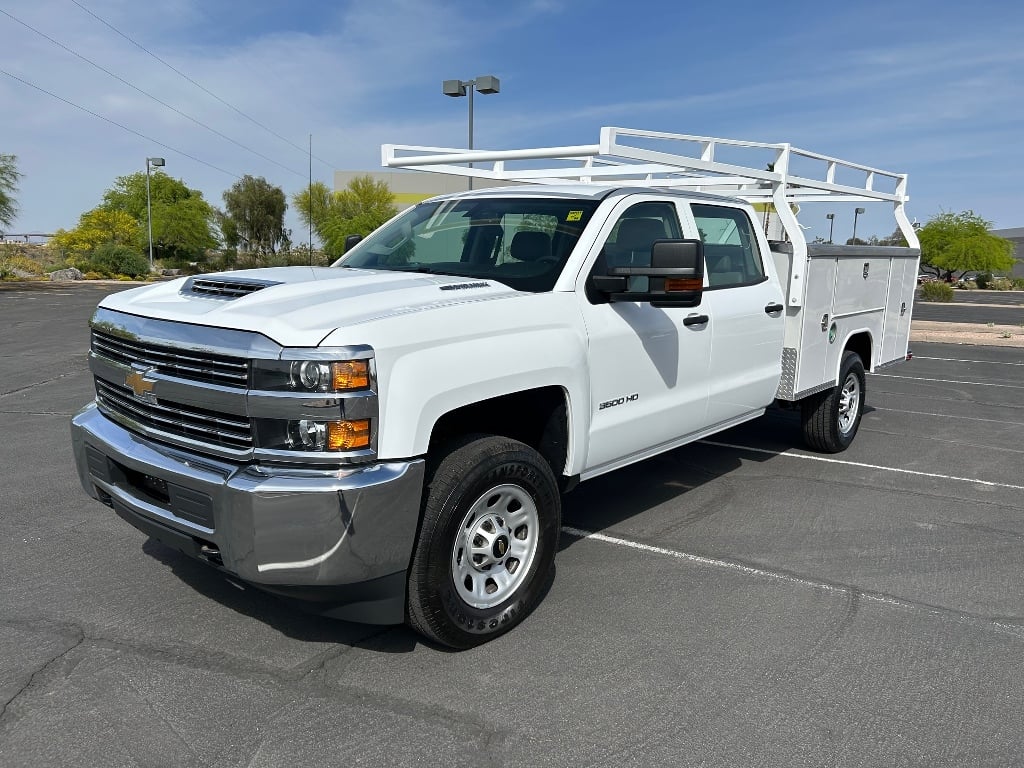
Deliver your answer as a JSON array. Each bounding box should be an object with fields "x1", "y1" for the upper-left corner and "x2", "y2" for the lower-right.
[{"x1": 71, "y1": 402, "x2": 425, "y2": 624}]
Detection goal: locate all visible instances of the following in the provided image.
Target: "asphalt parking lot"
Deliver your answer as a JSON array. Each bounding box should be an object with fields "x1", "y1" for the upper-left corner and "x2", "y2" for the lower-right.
[
  {"x1": 914, "y1": 299, "x2": 1024, "y2": 325},
  {"x1": 3, "y1": 283, "x2": 1024, "y2": 767}
]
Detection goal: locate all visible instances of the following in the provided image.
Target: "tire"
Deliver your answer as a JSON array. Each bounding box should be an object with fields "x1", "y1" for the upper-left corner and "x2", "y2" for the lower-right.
[
  {"x1": 801, "y1": 351, "x2": 866, "y2": 453},
  {"x1": 407, "y1": 435, "x2": 561, "y2": 649}
]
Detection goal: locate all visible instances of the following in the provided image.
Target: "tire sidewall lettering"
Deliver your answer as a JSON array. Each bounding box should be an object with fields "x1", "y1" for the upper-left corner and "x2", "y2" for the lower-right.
[{"x1": 437, "y1": 455, "x2": 555, "y2": 637}]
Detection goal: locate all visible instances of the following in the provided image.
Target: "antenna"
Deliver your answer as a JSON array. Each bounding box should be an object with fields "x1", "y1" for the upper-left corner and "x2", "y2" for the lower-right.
[{"x1": 309, "y1": 134, "x2": 313, "y2": 266}]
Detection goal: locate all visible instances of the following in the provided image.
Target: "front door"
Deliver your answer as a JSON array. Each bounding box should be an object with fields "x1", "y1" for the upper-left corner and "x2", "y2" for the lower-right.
[{"x1": 577, "y1": 199, "x2": 712, "y2": 476}]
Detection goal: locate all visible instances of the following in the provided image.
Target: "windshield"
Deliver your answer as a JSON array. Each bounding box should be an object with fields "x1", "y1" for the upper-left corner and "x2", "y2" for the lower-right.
[{"x1": 333, "y1": 197, "x2": 601, "y2": 292}]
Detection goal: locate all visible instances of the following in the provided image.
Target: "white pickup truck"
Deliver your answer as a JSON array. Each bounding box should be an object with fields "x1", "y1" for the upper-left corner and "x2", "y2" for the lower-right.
[{"x1": 72, "y1": 128, "x2": 920, "y2": 648}]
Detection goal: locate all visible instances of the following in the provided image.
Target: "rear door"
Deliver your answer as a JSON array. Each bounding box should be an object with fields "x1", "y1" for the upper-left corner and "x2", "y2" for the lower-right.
[{"x1": 686, "y1": 203, "x2": 786, "y2": 427}]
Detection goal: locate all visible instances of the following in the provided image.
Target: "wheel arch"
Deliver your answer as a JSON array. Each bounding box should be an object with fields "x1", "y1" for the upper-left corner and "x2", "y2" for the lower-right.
[
  {"x1": 426, "y1": 386, "x2": 572, "y2": 480},
  {"x1": 841, "y1": 330, "x2": 873, "y2": 375}
]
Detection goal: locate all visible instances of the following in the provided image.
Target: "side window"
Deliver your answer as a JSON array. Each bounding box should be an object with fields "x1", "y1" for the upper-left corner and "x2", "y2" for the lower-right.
[
  {"x1": 603, "y1": 201, "x2": 682, "y2": 269},
  {"x1": 692, "y1": 204, "x2": 766, "y2": 288},
  {"x1": 593, "y1": 201, "x2": 682, "y2": 294}
]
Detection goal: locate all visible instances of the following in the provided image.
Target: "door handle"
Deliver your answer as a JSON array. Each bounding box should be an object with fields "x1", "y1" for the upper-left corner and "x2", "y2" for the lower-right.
[
  {"x1": 683, "y1": 314, "x2": 709, "y2": 327},
  {"x1": 764, "y1": 303, "x2": 784, "y2": 314}
]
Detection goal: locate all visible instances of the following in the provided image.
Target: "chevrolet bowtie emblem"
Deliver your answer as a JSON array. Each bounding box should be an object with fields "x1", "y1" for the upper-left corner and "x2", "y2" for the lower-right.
[{"x1": 125, "y1": 368, "x2": 156, "y2": 399}]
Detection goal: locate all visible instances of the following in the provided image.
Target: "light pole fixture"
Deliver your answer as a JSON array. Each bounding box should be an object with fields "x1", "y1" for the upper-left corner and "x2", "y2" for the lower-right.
[
  {"x1": 852, "y1": 206, "x2": 865, "y2": 245},
  {"x1": 145, "y1": 157, "x2": 165, "y2": 270},
  {"x1": 826, "y1": 213, "x2": 835, "y2": 244},
  {"x1": 442, "y1": 75, "x2": 500, "y2": 190}
]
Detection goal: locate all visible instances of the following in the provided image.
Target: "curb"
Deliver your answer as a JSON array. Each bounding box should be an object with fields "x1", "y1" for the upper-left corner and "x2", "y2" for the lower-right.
[{"x1": 911, "y1": 321, "x2": 1024, "y2": 348}]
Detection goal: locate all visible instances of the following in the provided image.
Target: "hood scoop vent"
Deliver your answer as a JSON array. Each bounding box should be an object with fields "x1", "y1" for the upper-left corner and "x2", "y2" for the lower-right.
[{"x1": 183, "y1": 276, "x2": 281, "y2": 299}]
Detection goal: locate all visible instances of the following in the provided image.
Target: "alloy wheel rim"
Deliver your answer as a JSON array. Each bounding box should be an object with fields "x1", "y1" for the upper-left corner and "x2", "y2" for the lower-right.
[
  {"x1": 451, "y1": 484, "x2": 540, "y2": 609},
  {"x1": 838, "y1": 372, "x2": 861, "y2": 435}
]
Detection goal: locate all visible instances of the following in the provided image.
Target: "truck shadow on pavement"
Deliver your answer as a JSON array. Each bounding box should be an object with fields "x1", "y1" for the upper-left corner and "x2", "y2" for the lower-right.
[
  {"x1": 558, "y1": 408, "x2": 807, "y2": 549},
  {"x1": 140, "y1": 539, "x2": 423, "y2": 653}
]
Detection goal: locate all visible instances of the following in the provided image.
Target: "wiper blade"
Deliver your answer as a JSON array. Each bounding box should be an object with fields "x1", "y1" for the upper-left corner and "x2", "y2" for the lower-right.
[{"x1": 390, "y1": 264, "x2": 450, "y2": 275}]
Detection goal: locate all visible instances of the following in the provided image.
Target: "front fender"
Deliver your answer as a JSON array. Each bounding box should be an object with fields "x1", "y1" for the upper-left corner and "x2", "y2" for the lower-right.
[{"x1": 324, "y1": 293, "x2": 592, "y2": 476}]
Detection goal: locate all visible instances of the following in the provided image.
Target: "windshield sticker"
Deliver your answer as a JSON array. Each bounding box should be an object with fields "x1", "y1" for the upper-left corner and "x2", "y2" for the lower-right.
[{"x1": 566, "y1": 210, "x2": 583, "y2": 222}]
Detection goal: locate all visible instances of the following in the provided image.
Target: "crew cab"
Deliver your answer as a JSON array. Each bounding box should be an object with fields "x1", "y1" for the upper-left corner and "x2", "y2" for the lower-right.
[{"x1": 72, "y1": 128, "x2": 921, "y2": 647}]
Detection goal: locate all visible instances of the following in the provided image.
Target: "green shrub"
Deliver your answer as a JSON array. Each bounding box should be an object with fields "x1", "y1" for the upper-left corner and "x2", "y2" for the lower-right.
[
  {"x1": 920, "y1": 281, "x2": 954, "y2": 302},
  {"x1": 1012, "y1": 277, "x2": 1024, "y2": 290},
  {"x1": 975, "y1": 272, "x2": 992, "y2": 289},
  {"x1": 91, "y1": 243, "x2": 150, "y2": 278},
  {"x1": 83, "y1": 271, "x2": 105, "y2": 280},
  {"x1": 0, "y1": 248, "x2": 46, "y2": 278},
  {"x1": 989, "y1": 277, "x2": 1013, "y2": 291}
]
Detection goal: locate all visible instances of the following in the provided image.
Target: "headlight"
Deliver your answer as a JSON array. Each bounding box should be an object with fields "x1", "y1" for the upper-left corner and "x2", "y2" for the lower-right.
[
  {"x1": 291, "y1": 419, "x2": 371, "y2": 451},
  {"x1": 255, "y1": 418, "x2": 372, "y2": 453},
  {"x1": 252, "y1": 359, "x2": 371, "y2": 392},
  {"x1": 250, "y1": 353, "x2": 375, "y2": 458}
]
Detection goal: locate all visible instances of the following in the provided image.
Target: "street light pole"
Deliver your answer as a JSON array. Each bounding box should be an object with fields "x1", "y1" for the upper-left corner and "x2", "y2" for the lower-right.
[
  {"x1": 826, "y1": 213, "x2": 835, "y2": 244},
  {"x1": 852, "y1": 206, "x2": 865, "y2": 245},
  {"x1": 145, "y1": 157, "x2": 165, "y2": 270},
  {"x1": 442, "y1": 75, "x2": 500, "y2": 190}
]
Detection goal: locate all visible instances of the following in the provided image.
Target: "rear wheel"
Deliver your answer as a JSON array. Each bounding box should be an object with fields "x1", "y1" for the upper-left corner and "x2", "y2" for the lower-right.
[
  {"x1": 407, "y1": 435, "x2": 560, "y2": 648},
  {"x1": 801, "y1": 351, "x2": 866, "y2": 453}
]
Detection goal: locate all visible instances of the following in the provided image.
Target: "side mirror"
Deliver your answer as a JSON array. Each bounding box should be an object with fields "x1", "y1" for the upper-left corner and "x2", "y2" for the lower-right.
[
  {"x1": 344, "y1": 234, "x2": 363, "y2": 253},
  {"x1": 595, "y1": 239, "x2": 704, "y2": 307}
]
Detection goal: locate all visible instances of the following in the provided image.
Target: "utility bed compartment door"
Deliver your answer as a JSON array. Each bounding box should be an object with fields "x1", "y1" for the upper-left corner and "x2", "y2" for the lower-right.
[
  {"x1": 833, "y1": 257, "x2": 891, "y2": 316},
  {"x1": 881, "y1": 255, "x2": 918, "y2": 365},
  {"x1": 794, "y1": 256, "x2": 838, "y2": 396},
  {"x1": 788, "y1": 246, "x2": 920, "y2": 399}
]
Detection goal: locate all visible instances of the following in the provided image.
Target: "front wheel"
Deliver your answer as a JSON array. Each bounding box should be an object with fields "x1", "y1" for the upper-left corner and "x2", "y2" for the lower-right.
[
  {"x1": 407, "y1": 435, "x2": 560, "y2": 648},
  {"x1": 801, "y1": 351, "x2": 866, "y2": 453}
]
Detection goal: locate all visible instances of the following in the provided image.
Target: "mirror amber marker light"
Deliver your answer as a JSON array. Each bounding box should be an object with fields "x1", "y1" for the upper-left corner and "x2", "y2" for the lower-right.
[{"x1": 664, "y1": 277, "x2": 702, "y2": 292}]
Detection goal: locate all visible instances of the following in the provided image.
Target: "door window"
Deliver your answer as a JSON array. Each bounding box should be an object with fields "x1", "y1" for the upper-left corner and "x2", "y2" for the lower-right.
[
  {"x1": 692, "y1": 204, "x2": 765, "y2": 288},
  {"x1": 592, "y1": 201, "x2": 682, "y2": 294},
  {"x1": 603, "y1": 202, "x2": 682, "y2": 268}
]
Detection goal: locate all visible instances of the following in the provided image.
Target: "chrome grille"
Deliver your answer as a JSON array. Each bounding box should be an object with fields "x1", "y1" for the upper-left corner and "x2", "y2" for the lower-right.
[
  {"x1": 95, "y1": 379, "x2": 253, "y2": 450},
  {"x1": 186, "y1": 277, "x2": 277, "y2": 298},
  {"x1": 91, "y1": 330, "x2": 248, "y2": 388}
]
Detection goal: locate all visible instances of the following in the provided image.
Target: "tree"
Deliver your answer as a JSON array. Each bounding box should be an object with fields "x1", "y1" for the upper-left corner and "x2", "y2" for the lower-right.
[
  {"x1": 917, "y1": 211, "x2": 1015, "y2": 280},
  {"x1": 293, "y1": 176, "x2": 397, "y2": 257},
  {"x1": 877, "y1": 227, "x2": 909, "y2": 247},
  {"x1": 0, "y1": 154, "x2": 22, "y2": 230},
  {"x1": 52, "y1": 209, "x2": 141, "y2": 254},
  {"x1": 292, "y1": 181, "x2": 335, "y2": 247},
  {"x1": 101, "y1": 171, "x2": 218, "y2": 262},
  {"x1": 221, "y1": 175, "x2": 289, "y2": 257}
]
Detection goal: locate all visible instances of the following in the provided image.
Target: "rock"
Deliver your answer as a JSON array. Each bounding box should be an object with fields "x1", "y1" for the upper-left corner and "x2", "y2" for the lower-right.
[{"x1": 48, "y1": 267, "x2": 84, "y2": 281}]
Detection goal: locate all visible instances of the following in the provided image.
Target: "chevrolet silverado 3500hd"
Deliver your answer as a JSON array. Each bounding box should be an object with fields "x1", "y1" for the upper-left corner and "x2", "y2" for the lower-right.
[{"x1": 72, "y1": 128, "x2": 920, "y2": 647}]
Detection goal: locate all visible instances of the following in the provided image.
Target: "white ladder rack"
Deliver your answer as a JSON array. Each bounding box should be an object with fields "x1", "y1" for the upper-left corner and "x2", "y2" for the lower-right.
[{"x1": 382, "y1": 127, "x2": 919, "y2": 306}]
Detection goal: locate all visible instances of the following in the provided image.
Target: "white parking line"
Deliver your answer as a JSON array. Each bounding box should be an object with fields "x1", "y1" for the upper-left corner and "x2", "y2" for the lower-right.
[
  {"x1": 561, "y1": 526, "x2": 846, "y2": 590},
  {"x1": 870, "y1": 373, "x2": 1024, "y2": 390},
  {"x1": 698, "y1": 440, "x2": 1024, "y2": 491},
  {"x1": 868, "y1": 406, "x2": 1024, "y2": 427},
  {"x1": 914, "y1": 356, "x2": 1024, "y2": 367},
  {"x1": 560, "y1": 526, "x2": 1024, "y2": 634}
]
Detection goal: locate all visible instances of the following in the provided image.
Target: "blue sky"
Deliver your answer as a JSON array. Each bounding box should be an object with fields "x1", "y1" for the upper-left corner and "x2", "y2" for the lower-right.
[{"x1": 3, "y1": 0, "x2": 1022, "y2": 246}]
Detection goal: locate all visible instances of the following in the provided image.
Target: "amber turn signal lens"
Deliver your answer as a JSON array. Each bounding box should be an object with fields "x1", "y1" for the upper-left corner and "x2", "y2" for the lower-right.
[
  {"x1": 327, "y1": 419, "x2": 371, "y2": 451},
  {"x1": 664, "y1": 277, "x2": 703, "y2": 292},
  {"x1": 331, "y1": 360, "x2": 370, "y2": 391}
]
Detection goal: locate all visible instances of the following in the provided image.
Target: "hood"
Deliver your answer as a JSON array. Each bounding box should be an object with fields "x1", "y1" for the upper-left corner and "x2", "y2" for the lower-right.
[{"x1": 99, "y1": 267, "x2": 521, "y2": 347}]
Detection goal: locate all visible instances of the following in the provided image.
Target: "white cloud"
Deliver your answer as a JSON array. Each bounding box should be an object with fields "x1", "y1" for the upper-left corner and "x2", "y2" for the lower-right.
[{"x1": 2, "y1": 0, "x2": 1023, "y2": 239}]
